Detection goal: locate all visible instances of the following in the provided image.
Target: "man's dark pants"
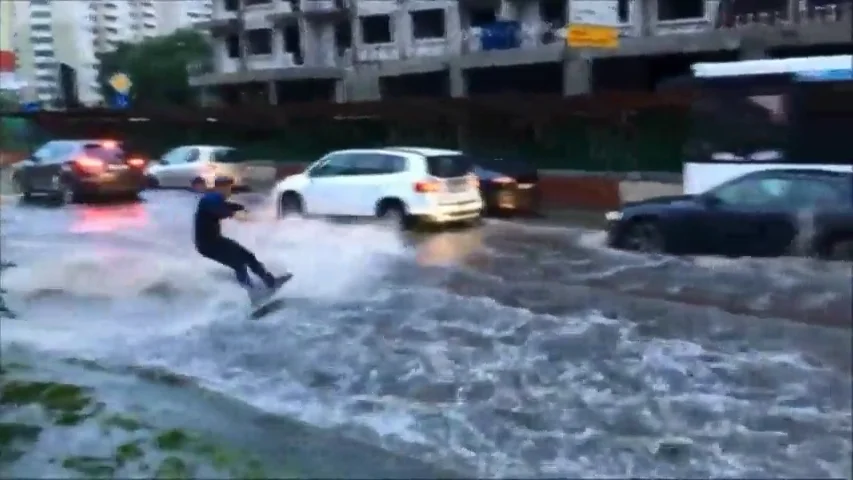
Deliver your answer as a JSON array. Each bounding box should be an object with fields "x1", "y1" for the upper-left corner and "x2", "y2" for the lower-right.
[{"x1": 197, "y1": 237, "x2": 270, "y2": 289}]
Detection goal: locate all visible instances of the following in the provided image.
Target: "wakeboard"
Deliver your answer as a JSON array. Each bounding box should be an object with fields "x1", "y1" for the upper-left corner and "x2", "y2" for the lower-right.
[{"x1": 250, "y1": 273, "x2": 293, "y2": 318}]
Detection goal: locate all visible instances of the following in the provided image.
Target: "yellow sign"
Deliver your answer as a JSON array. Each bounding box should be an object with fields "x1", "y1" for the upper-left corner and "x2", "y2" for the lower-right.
[
  {"x1": 566, "y1": 24, "x2": 619, "y2": 49},
  {"x1": 108, "y1": 72, "x2": 132, "y2": 94}
]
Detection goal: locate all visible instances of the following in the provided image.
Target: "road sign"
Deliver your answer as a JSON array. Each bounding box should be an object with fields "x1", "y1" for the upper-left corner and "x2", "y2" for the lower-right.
[
  {"x1": 566, "y1": 24, "x2": 619, "y2": 49},
  {"x1": 108, "y1": 72, "x2": 132, "y2": 94},
  {"x1": 114, "y1": 92, "x2": 129, "y2": 109},
  {"x1": 21, "y1": 102, "x2": 39, "y2": 112}
]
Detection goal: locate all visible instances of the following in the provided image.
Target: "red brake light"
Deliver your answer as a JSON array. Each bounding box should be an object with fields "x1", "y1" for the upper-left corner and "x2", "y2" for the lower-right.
[
  {"x1": 74, "y1": 156, "x2": 105, "y2": 173},
  {"x1": 414, "y1": 180, "x2": 441, "y2": 193},
  {"x1": 127, "y1": 158, "x2": 145, "y2": 168}
]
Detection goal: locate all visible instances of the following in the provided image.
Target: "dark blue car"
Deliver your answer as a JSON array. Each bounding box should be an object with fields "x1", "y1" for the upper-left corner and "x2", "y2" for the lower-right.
[{"x1": 606, "y1": 169, "x2": 853, "y2": 259}]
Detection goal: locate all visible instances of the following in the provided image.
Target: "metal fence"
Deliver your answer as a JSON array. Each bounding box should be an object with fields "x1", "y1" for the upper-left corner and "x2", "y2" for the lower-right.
[{"x1": 5, "y1": 102, "x2": 690, "y2": 173}]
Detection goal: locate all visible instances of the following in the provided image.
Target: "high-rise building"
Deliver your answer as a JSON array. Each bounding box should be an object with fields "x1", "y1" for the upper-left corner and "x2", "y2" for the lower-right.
[
  {"x1": 0, "y1": 1, "x2": 20, "y2": 92},
  {"x1": 12, "y1": 0, "x2": 213, "y2": 106},
  {"x1": 12, "y1": 0, "x2": 98, "y2": 104}
]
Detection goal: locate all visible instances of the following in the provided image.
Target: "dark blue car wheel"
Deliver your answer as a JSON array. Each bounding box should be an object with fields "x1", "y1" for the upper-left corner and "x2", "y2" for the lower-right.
[{"x1": 621, "y1": 219, "x2": 666, "y2": 253}]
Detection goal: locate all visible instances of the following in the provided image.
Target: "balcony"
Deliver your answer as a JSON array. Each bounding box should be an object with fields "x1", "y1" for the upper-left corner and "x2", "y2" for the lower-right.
[
  {"x1": 265, "y1": 0, "x2": 351, "y2": 25},
  {"x1": 301, "y1": 0, "x2": 352, "y2": 20},
  {"x1": 265, "y1": 1, "x2": 300, "y2": 26},
  {"x1": 444, "y1": 0, "x2": 852, "y2": 63},
  {"x1": 711, "y1": 0, "x2": 852, "y2": 46}
]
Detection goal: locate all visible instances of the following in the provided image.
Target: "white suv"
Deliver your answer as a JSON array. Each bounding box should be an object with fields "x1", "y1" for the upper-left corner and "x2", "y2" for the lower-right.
[{"x1": 272, "y1": 147, "x2": 484, "y2": 228}]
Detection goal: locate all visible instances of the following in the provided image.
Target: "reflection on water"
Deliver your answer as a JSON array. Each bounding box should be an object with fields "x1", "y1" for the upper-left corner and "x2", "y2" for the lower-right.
[
  {"x1": 416, "y1": 230, "x2": 485, "y2": 267},
  {"x1": 70, "y1": 203, "x2": 150, "y2": 234}
]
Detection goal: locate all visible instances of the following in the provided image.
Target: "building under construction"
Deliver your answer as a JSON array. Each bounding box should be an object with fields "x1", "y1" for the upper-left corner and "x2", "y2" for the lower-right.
[{"x1": 190, "y1": 0, "x2": 852, "y2": 104}]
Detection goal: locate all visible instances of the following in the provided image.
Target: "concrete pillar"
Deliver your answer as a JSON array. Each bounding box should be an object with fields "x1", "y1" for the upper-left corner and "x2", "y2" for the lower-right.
[
  {"x1": 639, "y1": 0, "x2": 658, "y2": 37},
  {"x1": 562, "y1": 58, "x2": 591, "y2": 96},
  {"x1": 450, "y1": 66, "x2": 466, "y2": 98},
  {"x1": 272, "y1": 28, "x2": 285, "y2": 65},
  {"x1": 788, "y1": 0, "x2": 801, "y2": 22},
  {"x1": 342, "y1": 67, "x2": 382, "y2": 102},
  {"x1": 267, "y1": 81, "x2": 278, "y2": 105},
  {"x1": 394, "y1": 6, "x2": 411, "y2": 59},
  {"x1": 198, "y1": 87, "x2": 212, "y2": 107},
  {"x1": 445, "y1": 3, "x2": 463, "y2": 55},
  {"x1": 334, "y1": 79, "x2": 346, "y2": 103}
]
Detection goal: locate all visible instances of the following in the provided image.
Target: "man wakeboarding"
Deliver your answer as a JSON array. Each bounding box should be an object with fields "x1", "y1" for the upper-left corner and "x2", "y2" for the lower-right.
[{"x1": 194, "y1": 176, "x2": 291, "y2": 297}]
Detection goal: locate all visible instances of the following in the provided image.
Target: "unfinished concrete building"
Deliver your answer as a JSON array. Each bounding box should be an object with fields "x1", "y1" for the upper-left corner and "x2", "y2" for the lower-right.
[{"x1": 190, "y1": 0, "x2": 852, "y2": 104}]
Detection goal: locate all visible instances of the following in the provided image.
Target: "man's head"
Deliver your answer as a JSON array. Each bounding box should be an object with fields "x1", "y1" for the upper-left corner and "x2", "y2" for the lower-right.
[
  {"x1": 213, "y1": 176, "x2": 235, "y2": 197},
  {"x1": 191, "y1": 177, "x2": 207, "y2": 193}
]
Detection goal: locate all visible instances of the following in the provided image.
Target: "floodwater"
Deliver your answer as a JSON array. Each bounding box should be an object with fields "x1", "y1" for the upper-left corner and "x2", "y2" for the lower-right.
[{"x1": 1, "y1": 191, "x2": 850, "y2": 478}]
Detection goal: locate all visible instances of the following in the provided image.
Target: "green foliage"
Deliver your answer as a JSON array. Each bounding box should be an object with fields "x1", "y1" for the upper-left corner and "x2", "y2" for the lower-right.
[
  {"x1": 0, "y1": 90, "x2": 18, "y2": 111},
  {"x1": 96, "y1": 29, "x2": 212, "y2": 107}
]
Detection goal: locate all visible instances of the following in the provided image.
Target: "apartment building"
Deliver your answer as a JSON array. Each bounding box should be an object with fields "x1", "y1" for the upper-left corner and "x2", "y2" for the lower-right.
[
  {"x1": 12, "y1": 0, "x2": 99, "y2": 104},
  {"x1": 191, "y1": 0, "x2": 852, "y2": 104},
  {"x1": 12, "y1": 0, "x2": 213, "y2": 106},
  {"x1": 1, "y1": 1, "x2": 18, "y2": 91}
]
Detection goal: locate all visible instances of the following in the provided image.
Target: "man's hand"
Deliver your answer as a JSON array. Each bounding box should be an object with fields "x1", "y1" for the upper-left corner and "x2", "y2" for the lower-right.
[{"x1": 233, "y1": 210, "x2": 251, "y2": 222}]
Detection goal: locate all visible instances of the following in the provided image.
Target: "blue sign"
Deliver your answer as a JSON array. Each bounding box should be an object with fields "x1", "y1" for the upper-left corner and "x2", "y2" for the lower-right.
[
  {"x1": 113, "y1": 92, "x2": 129, "y2": 109},
  {"x1": 21, "y1": 102, "x2": 39, "y2": 112}
]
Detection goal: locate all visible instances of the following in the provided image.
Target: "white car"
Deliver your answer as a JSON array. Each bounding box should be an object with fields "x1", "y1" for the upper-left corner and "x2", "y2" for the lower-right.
[
  {"x1": 272, "y1": 147, "x2": 484, "y2": 228},
  {"x1": 146, "y1": 145, "x2": 251, "y2": 189}
]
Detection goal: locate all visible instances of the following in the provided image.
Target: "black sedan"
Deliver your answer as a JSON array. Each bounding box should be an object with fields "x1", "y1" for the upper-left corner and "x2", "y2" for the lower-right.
[
  {"x1": 471, "y1": 156, "x2": 540, "y2": 216},
  {"x1": 11, "y1": 140, "x2": 147, "y2": 204},
  {"x1": 606, "y1": 169, "x2": 853, "y2": 260}
]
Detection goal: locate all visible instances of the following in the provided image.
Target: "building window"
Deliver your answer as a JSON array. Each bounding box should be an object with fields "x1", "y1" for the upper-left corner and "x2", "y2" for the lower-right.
[
  {"x1": 246, "y1": 28, "x2": 273, "y2": 55},
  {"x1": 360, "y1": 15, "x2": 392, "y2": 44},
  {"x1": 225, "y1": 34, "x2": 241, "y2": 58},
  {"x1": 411, "y1": 9, "x2": 446, "y2": 39},
  {"x1": 618, "y1": 0, "x2": 630, "y2": 22},
  {"x1": 465, "y1": 7, "x2": 496, "y2": 27},
  {"x1": 659, "y1": 0, "x2": 704, "y2": 20},
  {"x1": 244, "y1": 0, "x2": 272, "y2": 6},
  {"x1": 223, "y1": 0, "x2": 239, "y2": 12},
  {"x1": 334, "y1": 20, "x2": 352, "y2": 49}
]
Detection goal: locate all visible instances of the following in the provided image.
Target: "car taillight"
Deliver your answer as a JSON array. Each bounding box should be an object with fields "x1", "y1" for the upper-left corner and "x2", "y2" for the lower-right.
[
  {"x1": 127, "y1": 158, "x2": 145, "y2": 168},
  {"x1": 414, "y1": 180, "x2": 441, "y2": 193},
  {"x1": 73, "y1": 156, "x2": 105, "y2": 174},
  {"x1": 467, "y1": 174, "x2": 480, "y2": 188}
]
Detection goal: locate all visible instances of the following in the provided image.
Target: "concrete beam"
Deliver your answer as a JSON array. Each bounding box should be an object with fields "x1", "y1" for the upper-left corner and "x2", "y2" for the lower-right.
[{"x1": 189, "y1": 66, "x2": 344, "y2": 87}]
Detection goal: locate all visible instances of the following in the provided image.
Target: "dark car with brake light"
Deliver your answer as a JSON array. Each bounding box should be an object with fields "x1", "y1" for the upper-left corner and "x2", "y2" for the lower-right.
[
  {"x1": 11, "y1": 140, "x2": 147, "y2": 204},
  {"x1": 466, "y1": 155, "x2": 540, "y2": 216},
  {"x1": 606, "y1": 169, "x2": 853, "y2": 260}
]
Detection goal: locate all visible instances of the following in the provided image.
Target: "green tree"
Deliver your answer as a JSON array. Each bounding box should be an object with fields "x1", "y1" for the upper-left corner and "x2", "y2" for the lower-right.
[
  {"x1": 97, "y1": 28, "x2": 212, "y2": 107},
  {"x1": 0, "y1": 90, "x2": 18, "y2": 111}
]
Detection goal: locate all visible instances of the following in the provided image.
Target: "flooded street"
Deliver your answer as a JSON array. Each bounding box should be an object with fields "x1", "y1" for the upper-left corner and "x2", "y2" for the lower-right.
[{"x1": 1, "y1": 191, "x2": 851, "y2": 478}]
